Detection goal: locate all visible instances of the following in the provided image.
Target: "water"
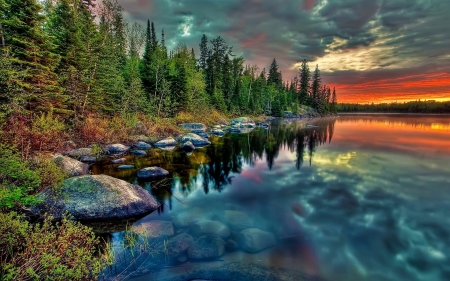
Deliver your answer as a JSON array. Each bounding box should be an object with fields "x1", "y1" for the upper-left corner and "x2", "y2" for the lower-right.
[{"x1": 93, "y1": 114, "x2": 450, "y2": 281}]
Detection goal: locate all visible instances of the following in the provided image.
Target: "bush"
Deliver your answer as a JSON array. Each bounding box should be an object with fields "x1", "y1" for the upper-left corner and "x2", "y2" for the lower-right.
[
  {"x1": 30, "y1": 156, "x2": 67, "y2": 193},
  {"x1": 0, "y1": 212, "x2": 110, "y2": 281}
]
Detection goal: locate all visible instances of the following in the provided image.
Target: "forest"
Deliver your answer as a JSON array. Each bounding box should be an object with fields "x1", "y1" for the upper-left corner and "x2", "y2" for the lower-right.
[{"x1": 338, "y1": 100, "x2": 450, "y2": 114}]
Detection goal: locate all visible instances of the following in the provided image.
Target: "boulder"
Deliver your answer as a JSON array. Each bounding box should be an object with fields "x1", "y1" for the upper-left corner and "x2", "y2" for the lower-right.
[
  {"x1": 134, "y1": 135, "x2": 153, "y2": 143},
  {"x1": 225, "y1": 239, "x2": 239, "y2": 252},
  {"x1": 106, "y1": 144, "x2": 130, "y2": 154},
  {"x1": 79, "y1": 155, "x2": 96, "y2": 163},
  {"x1": 180, "y1": 141, "x2": 195, "y2": 152},
  {"x1": 181, "y1": 133, "x2": 211, "y2": 146},
  {"x1": 134, "y1": 141, "x2": 152, "y2": 150},
  {"x1": 137, "y1": 167, "x2": 169, "y2": 179},
  {"x1": 133, "y1": 220, "x2": 174, "y2": 238},
  {"x1": 118, "y1": 165, "x2": 134, "y2": 169},
  {"x1": 197, "y1": 132, "x2": 209, "y2": 139},
  {"x1": 111, "y1": 158, "x2": 126, "y2": 164},
  {"x1": 32, "y1": 175, "x2": 160, "y2": 220},
  {"x1": 209, "y1": 129, "x2": 225, "y2": 136},
  {"x1": 187, "y1": 236, "x2": 225, "y2": 260},
  {"x1": 65, "y1": 147, "x2": 93, "y2": 158},
  {"x1": 153, "y1": 137, "x2": 178, "y2": 147},
  {"x1": 173, "y1": 208, "x2": 204, "y2": 228},
  {"x1": 190, "y1": 220, "x2": 230, "y2": 239},
  {"x1": 54, "y1": 155, "x2": 89, "y2": 177},
  {"x1": 218, "y1": 118, "x2": 228, "y2": 125},
  {"x1": 237, "y1": 228, "x2": 276, "y2": 253},
  {"x1": 230, "y1": 117, "x2": 255, "y2": 128},
  {"x1": 162, "y1": 233, "x2": 194, "y2": 258},
  {"x1": 213, "y1": 125, "x2": 221, "y2": 129},
  {"x1": 130, "y1": 150, "x2": 147, "y2": 156},
  {"x1": 223, "y1": 210, "x2": 253, "y2": 231},
  {"x1": 178, "y1": 123, "x2": 207, "y2": 132}
]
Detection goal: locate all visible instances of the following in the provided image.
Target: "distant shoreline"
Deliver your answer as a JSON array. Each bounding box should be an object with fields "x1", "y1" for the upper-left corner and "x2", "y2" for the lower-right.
[{"x1": 338, "y1": 112, "x2": 450, "y2": 116}]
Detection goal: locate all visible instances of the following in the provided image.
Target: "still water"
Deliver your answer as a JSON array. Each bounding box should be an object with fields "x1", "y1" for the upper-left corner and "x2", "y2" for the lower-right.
[{"x1": 94, "y1": 114, "x2": 450, "y2": 281}]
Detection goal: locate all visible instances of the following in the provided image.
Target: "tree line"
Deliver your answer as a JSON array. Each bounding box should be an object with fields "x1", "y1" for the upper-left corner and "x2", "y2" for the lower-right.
[
  {"x1": 0, "y1": 0, "x2": 338, "y2": 122},
  {"x1": 338, "y1": 100, "x2": 450, "y2": 114}
]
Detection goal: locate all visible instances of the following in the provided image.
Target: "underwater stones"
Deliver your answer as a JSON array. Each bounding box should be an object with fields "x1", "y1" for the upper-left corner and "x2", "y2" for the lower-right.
[
  {"x1": 163, "y1": 233, "x2": 194, "y2": 258},
  {"x1": 237, "y1": 228, "x2": 276, "y2": 253},
  {"x1": 173, "y1": 208, "x2": 204, "y2": 228},
  {"x1": 134, "y1": 141, "x2": 152, "y2": 150},
  {"x1": 180, "y1": 141, "x2": 195, "y2": 152},
  {"x1": 190, "y1": 220, "x2": 231, "y2": 239},
  {"x1": 111, "y1": 157, "x2": 126, "y2": 164},
  {"x1": 133, "y1": 220, "x2": 174, "y2": 238},
  {"x1": 106, "y1": 144, "x2": 130, "y2": 154},
  {"x1": 33, "y1": 175, "x2": 159, "y2": 220},
  {"x1": 225, "y1": 239, "x2": 239, "y2": 252},
  {"x1": 181, "y1": 133, "x2": 211, "y2": 146},
  {"x1": 137, "y1": 167, "x2": 169, "y2": 179},
  {"x1": 187, "y1": 236, "x2": 225, "y2": 260},
  {"x1": 130, "y1": 150, "x2": 147, "y2": 156},
  {"x1": 153, "y1": 137, "x2": 178, "y2": 147},
  {"x1": 79, "y1": 155, "x2": 96, "y2": 163},
  {"x1": 54, "y1": 155, "x2": 89, "y2": 177},
  {"x1": 117, "y1": 165, "x2": 134, "y2": 169},
  {"x1": 223, "y1": 210, "x2": 253, "y2": 231}
]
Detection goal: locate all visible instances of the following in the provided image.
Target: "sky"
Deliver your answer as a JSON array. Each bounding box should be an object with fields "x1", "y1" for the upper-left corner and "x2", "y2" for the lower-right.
[{"x1": 117, "y1": 0, "x2": 450, "y2": 103}]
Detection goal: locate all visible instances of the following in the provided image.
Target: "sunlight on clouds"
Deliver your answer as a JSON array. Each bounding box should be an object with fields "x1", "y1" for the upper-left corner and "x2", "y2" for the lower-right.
[{"x1": 179, "y1": 15, "x2": 193, "y2": 37}]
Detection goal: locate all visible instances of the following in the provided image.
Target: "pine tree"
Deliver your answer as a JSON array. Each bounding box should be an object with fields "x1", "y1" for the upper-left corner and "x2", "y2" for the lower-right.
[
  {"x1": 140, "y1": 20, "x2": 153, "y2": 97},
  {"x1": 311, "y1": 64, "x2": 321, "y2": 111},
  {"x1": 298, "y1": 59, "x2": 310, "y2": 106},
  {"x1": 267, "y1": 58, "x2": 282, "y2": 91},
  {"x1": 199, "y1": 34, "x2": 208, "y2": 70},
  {"x1": 151, "y1": 22, "x2": 157, "y2": 51}
]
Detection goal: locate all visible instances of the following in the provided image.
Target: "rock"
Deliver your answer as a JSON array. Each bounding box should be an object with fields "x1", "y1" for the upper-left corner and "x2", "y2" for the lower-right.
[
  {"x1": 163, "y1": 233, "x2": 194, "y2": 258},
  {"x1": 223, "y1": 210, "x2": 253, "y2": 231},
  {"x1": 173, "y1": 208, "x2": 204, "y2": 228},
  {"x1": 218, "y1": 118, "x2": 228, "y2": 125},
  {"x1": 187, "y1": 236, "x2": 225, "y2": 260},
  {"x1": 118, "y1": 165, "x2": 134, "y2": 169},
  {"x1": 230, "y1": 117, "x2": 256, "y2": 128},
  {"x1": 32, "y1": 175, "x2": 160, "y2": 220},
  {"x1": 137, "y1": 167, "x2": 169, "y2": 179},
  {"x1": 134, "y1": 135, "x2": 153, "y2": 143},
  {"x1": 178, "y1": 123, "x2": 207, "y2": 132},
  {"x1": 213, "y1": 125, "x2": 221, "y2": 129},
  {"x1": 209, "y1": 129, "x2": 225, "y2": 136},
  {"x1": 153, "y1": 137, "x2": 178, "y2": 147},
  {"x1": 256, "y1": 122, "x2": 269, "y2": 128},
  {"x1": 180, "y1": 141, "x2": 195, "y2": 152},
  {"x1": 111, "y1": 158, "x2": 126, "y2": 164},
  {"x1": 158, "y1": 146, "x2": 176, "y2": 151},
  {"x1": 134, "y1": 141, "x2": 152, "y2": 150},
  {"x1": 190, "y1": 220, "x2": 230, "y2": 239},
  {"x1": 133, "y1": 220, "x2": 174, "y2": 238},
  {"x1": 181, "y1": 133, "x2": 211, "y2": 146},
  {"x1": 237, "y1": 228, "x2": 276, "y2": 253},
  {"x1": 106, "y1": 144, "x2": 130, "y2": 154},
  {"x1": 80, "y1": 155, "x2": 96, "y2": 163},
  {"x1": 229, "y1": 126, "x2": 254, "y2": 134},
  {"x1": 177, "y1": 253, "x2": 188, "y2": 263},
  {"x1": 197, "y1": 132, "x2": 209, "y2": 139},
  {"x1": 54, "y1": 155, "x2": 89, "y2": 177},
  {"x1": 65, "y1": 147, "x2": 93, "y2": 158},
  {"x1": 130, "y1": 150, "x2": 147, "y2": 156},
  {"x1": 225, "y1": 239, "x2": 239, "y2": 252}
]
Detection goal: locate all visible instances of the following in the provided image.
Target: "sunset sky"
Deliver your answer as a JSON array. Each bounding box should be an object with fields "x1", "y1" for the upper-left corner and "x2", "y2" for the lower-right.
[{"x1": 118, "y1": 0, "x2": 450, "y2": 103}]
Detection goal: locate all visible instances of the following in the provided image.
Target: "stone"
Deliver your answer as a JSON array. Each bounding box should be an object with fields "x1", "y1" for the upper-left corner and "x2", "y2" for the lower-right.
[
  {"x1": 65, "y1": 147, "x2": 93, "y2": 158},
  {"x1": 173, "y1": 208, "x2": 204, "y2": 228},
  {"x1": 133, "y1": 220, "x2": 174, "y2": 238},
  {"x1": 225, "y1": 239, "x2": 239, "y2": 252},
  {"x1": 187, "y1": 236, "x2": 225, "y2": 260},
  {"x1": 32, "y1": 175, "x2": 159, "y2": 220},
  {"x1": 80, "y1": 155, "x2": 97, "y2": 163},
  {"x1": 163, "y1": 233, "x2": 194, "y2": 258},
  {"x1": 197, "y1": 132, "x2": 209, "y2": 139},
  {"x1": 180, "y1": 141, "x2": 195, "y2": 152},
  {"x1": 178, "y1": 123, "x2": 207, "y2": 132},
  {"x1": 177, "y1": 253, "x2": 188, "y2": 263},
  {"x1": 153, "y1": 137, "x2": 178, "y2": 147},
  {"x1": 130, "y1": 150, "x2": 147, "y2": 156},
  {"x1": 237, "y1": 228, "x2": 276, "y2": 253},
  {"x1": 54, "y1": 155, "x2": 89, "y2": 177},
  {"x1": 190, "y1": 220, "x2": 230, "y2": 239},
  {"x1": 137, "y1": 167, "x2": 169, "y2": 179},
  {"x1": 209, "y1": 129, "x2": 225, "y2": 136},
  {"x1": 213, "y1": 125, "x2": 221, "y2": 129},
  {"x1": 134, "y1": 135, "x2": 153, "y2": 143},
  {"x1": 134, "y1": 141, "x2": 152, "y2": 150},
  {"x1": 218, "y1": 118, "x2": 228, "y2": 125},
  {"x1": 223, "y1": 210, "x2": 253, "y2": 231},
  {"x1": 111, "y1": 158, "x2": 126, "y2": 164},
  {"x1": 106, "y1": 144, "x2": 130, "y2": 154},
  {"x1": 118, "y1": 165, "x2": 134, "y2": 169},
  {"x1": 230, "y1": 117, "x2": 256, "y2": 128},
  {"x1": 181, "y1": 133, "x2": 211, "y2": 146}
]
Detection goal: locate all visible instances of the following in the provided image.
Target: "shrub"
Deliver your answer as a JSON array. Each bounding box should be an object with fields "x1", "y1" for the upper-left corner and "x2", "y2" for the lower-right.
[
  {"x1": 0, "y1": 212, "x2": 110, "y2": 281},
  {"x1": 30, "y1": 156, "x2": 67, "y2": 193}
]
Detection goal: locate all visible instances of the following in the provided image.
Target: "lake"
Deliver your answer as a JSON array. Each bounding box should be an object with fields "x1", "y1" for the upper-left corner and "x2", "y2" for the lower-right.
[{"x1": 94, "y1": 114, "x2": 450, "y2": 281}]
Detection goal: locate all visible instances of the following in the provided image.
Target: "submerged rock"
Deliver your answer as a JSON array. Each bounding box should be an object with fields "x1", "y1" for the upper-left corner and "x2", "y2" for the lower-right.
[
  {"x1": 162, "y1": 233, "x2": 194, "y2": 258},
  {"x1": 187, "y1": 236, "x2": 225, "y2": 260},
  {"x1": 117, "y1": 165, "x2": 134, "y2": 169},
  {"x1": 173, "y1": 207, "x2": 204, "y2": 228},
  {"x1": 134, "y1": 141, "x2": 152, "y2": 150},
  {"x1": 237, "y1": 228, "x2": 276, "y2": 253},
  {"x1": 180, "y1": 141, "x2": 195, "y2": 152},
  {"x1": 223, "y1": 210, "x2": 253, "y2": 231},
  {"x1": 190, "y1": 220, "x2": 231, "y2": 239},
  {"x1": 130, "y1": 150, "x2": 147, "y2": 156},
  {"x1": 133, "y1": 220, "x2": 174, "y2": 238},
  {"x1": 137, "y1": 167, "x2": 169, "y2": 179},
  {"x1": 111, "y1": 157, "x2": 126, "y2": 164},
  {"x1": 106, "y1": 144, "x2": 130, "y2": 154},
  {"x1": 32, "y1": 175, "x2": 159, "y2": 220},
  {"x1": 181, "y1": 133, "x2": 211, "y2": 146},
  {"x1": 54, "y1": 155, "x2": 89, "y2": 177},
  {"x1": 153, "y1": 137, "x2": 178, "y2": 147}
]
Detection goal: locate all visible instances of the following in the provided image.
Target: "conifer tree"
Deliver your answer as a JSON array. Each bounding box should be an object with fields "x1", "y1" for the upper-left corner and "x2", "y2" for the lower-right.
[
  {"x1": 298, "y1": 59, "x2": 310, "y2": 106},
  {"x1": 311, "y1": 64, "x2": 321, "y2": 111},
  {"x1": 199, "y1": 34, "x2": 208, "y2": 70},
  {"x1": 267, "y1": 58, "x2": 282, "y2": 90}
]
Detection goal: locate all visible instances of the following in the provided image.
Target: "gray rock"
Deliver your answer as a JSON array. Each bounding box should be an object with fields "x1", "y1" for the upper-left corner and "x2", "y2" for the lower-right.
[
  {"x1": 130, "y1": 150, "x2": 147, "y2": 156},
  {"x1": 80, "y1": 155, "x2": 96, "y2": 163},
  {"x1": 163, "y1": 233, "x2": 194, "y2": 258},
  {"x1": 133, "y1": 220, "x2": 174, "y2": 238},
  {"x1": 197, "y1": 132, "x2": 209, "y2": 139},
  {"x1": 134, "y1": 141, "x2": 152, "y2": 150},
  {"x1": 181, "y1": 133, "x2": 211, "y2": 146},
  {"x1": 177, "y1": 253, "x2": 188, "y2": 263},
  {"x1": 54, "y1": 155, "x2": 89, "y2": 177},
  {"x1": 190, "y1": 220, "x2": 230, "y2": 239},
  {"x1": 180, "y1": 141, "x2": 195, "y2": 152},
  {"x1": 187, "y1": 236, "x2": 225, "y2": 260},
  {"x1": 173, "y1": 208, "x2": 204, "y2": 228},
  {"x1": 135, "y1": 135, "x2": 152, "y2": 143},
  {"x1": 137, "y1": 167, "x2": 169, "y2": 179},
  {"x1": 237, "y1": 228, "x2": 276, "y2": 253},
  {"x1": 153, "y1": 137, "x2": 178, "y2": 147},
  {"x1": 106, "y1": 144, "x2": 130, "y2": 154},
  {"x1": 178, "y1": 123, "x2": 207, "y2": 132},
  {"x1": 65, "y1": 147, "x2": 93, "y2": 158},
  {"x1": 158, "y1": 146, "x2": 176, "y2": 151},
  {"x1": 209, "y1": 129, "x2": 225, "y2": 136},
  {"x1": 111, "y1": 158, "x2": 126, "y2": 164},
  {"x1": 230, "y1": 117, "x2": 256, "y2": 128},
  {"x1": 118, "y1": 165, "x2": 134, "y2": 169},
  {"x1": 225, "y1": 239, "x2": 239, "y2": 252},
  {"x1": 191, "y1": 129, "x2": 206, "y2": 134},
  {"x1": 32, "y1": 175, "x2": 159, "y2": 220},
  {"x1": 223, "y1": 210, "x2": 253, "y2": 231}
]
